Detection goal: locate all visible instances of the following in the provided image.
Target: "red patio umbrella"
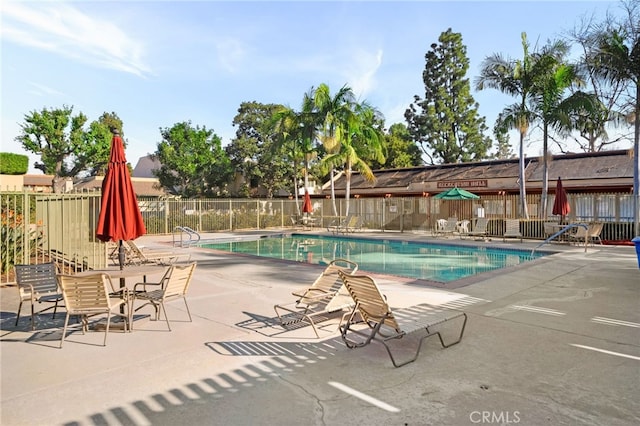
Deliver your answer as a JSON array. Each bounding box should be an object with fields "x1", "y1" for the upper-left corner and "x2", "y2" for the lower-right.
[
  {"x1": 96, "y1": 130, "x2": 146, "y2": 269},
  {"x1": 552, "y1": 176, "x2": 570, "y2": 222}
]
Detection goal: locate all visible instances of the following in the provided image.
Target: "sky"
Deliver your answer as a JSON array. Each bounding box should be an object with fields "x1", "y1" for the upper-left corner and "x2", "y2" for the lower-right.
[{"x1": 0, "y1": 0, "x2": 629, "y2": 174}]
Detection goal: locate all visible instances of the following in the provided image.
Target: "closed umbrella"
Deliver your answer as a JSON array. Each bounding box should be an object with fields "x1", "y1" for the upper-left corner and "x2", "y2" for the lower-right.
[
  {"x1": 302, "y1": 190, "x2": 313, "y2": 223},
  {"x1": 95, "y1": 130, "x2": 146, "y2": 270},
  {"x1": 552, "y1": 177, "x2": 570, "y2": 222}
]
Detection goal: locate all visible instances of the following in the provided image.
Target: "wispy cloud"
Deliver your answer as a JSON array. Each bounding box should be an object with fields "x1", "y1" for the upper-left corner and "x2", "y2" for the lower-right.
[
  {"x1": 1, "y1": 2, "x2": 151, "y2": 77},
  {"x1": 343, "y1": 48, "x2": 383, "y2": 100},
  {"x1": 28, "y1": 81, "x2": 64, "y2": 97}
]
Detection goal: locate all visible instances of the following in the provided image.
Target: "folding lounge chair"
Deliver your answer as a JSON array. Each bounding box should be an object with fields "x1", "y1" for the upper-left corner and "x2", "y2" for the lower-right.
[
  {"x1": 274, "y1": 259, "x2": 358, "y2": 337},
  {"x1": 503, "y1": 219, "x2": 523, "y2": 242},
  {"x1": 569, "y1": 222, "x2": 603, "y2": 246},
  {"x1": 461, "y1": 217, "x2": 488, "y2": 240},
  {"x1": 337, "y1": 270, "x2": 467, "y2": 368},
  {"x1": 125, "y1": 240, "x2": 188, "y2": 265},
  {"x1": 342, "y1": 216, "x2": 363, "y2": 233},
  {"x1": 327, "y1": 215, "x2": 353, "y2": 234}
]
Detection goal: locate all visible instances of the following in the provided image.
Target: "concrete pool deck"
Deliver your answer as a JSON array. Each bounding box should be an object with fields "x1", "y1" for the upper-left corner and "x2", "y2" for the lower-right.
[{"x1": 1, "y1": 230, "x2": 639, "y2": 425}]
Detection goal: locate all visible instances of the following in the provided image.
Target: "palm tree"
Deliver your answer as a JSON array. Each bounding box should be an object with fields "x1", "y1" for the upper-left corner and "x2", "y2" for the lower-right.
[
  {"x1": 314, "y1": 83, "x2": 356, "y2": 216},
  {"x1": 476, "y1": 33, "x2": 539, "y2": 219},
  {"x1": 323, "y1": 101, "x2": 385, "y2": 217},
  {"x1": 528, "y1": 41, "x2": 596, "y2": 218}
]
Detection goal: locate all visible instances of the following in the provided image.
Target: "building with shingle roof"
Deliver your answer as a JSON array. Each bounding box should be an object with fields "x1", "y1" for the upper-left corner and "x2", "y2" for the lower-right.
[{"x1": 329, "y1": 149, "x2": 634, "y2": 197}]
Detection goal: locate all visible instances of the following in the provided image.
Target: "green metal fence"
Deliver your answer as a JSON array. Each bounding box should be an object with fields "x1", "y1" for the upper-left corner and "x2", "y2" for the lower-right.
[{"x1": 1, "y1": 190, "x2": 636, "y2": 284}]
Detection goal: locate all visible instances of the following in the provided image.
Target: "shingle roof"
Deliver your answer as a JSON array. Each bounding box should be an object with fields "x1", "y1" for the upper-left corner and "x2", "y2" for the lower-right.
[{"x1": 331, "y1": 150, "x2": 633, "y2": 194}]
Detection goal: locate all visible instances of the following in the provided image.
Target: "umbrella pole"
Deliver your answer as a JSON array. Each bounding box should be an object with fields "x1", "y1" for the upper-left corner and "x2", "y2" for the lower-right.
[
  {"x1": 118, "y1": 240, "x2": 126, "y2": 270},
  {"x1": 117, "y1": 240, "x2": 127, "y2": 316}
]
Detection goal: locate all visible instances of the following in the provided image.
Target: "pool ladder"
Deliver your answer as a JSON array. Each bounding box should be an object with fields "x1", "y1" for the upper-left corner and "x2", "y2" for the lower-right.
[
  {"x1": 173, "y1": 226, "x2": 201, "y2": 247},
  {"x1": 531, "y1": 223, "x2": 588, "y2": 256}
]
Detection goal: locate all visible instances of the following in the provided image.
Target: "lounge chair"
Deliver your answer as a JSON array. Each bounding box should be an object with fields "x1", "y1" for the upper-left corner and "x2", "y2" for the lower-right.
[
  {"x1": 14, "y1": 263, "x2": 64, "y2": 330},
  {"x1": 569, "y1": 222, "x2": 603, "y2": 246},
  {"x1": 274, "y1": 259, "x2": 358, "y2": 337},
  {"x1": 461, "y1": 217, "x2": 489, "y2": 240},
  {"x1": 131, "y1": 262, "x2": 197, "y2": 331},
  {"x1": 503, "y1": 219, "x2": 523, "y2": 242},
  {"x1": 125, "y1": 240, "x2": 189, "y2": 266},
  {"x1": 58, "y1": 273, "x2": 130, "y2": 347},
  {"x1": 337, "y1": 270, "x2": 467, "y2": 367},
  {"x1": 342, "y1": 216, "x2": 363, "y2": 233},
  {"x1": 327, "y1": 215, "x2": 353, "y2": 234},
  {"x1": 434, "y1": 217, "x2": 458, "y2": 238}
]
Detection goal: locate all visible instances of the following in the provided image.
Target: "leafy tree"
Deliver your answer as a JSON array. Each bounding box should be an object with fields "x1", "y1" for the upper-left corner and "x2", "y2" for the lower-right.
[
  {"x1": 16, "y1": 105, "x2": 87, "y2": 191},
  {"x1": 153, "y1": 121, "x2": 232, "y2": 198},
  {"x1": 373, "y1": 123, "x2": 422, "y2": 169},
  {"x1": 226, "y1": 101, "x2": 293, "y2": 198},
  {"x1": 492, "y1": 115, "x2": 515, "y2": 159},
  {"x1": 76, "y1": 112, "x2": 123, "y2": 176},
  {"x1": 563, "y1": 15, "x2": 631, "y2": 153},
  {"x1": 405, "y1": 28, "x2": 492, "y2": 165},
  {"x1": 590, "y1": 0, "x2": 639, "y2": 233},
  {"x1": 15, "y1": 106, "x2": 123, "y2": 189}
]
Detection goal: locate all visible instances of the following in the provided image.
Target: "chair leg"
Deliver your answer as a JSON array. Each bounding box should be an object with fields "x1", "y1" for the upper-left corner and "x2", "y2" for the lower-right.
[
  {"x1": 104, "y1": 314, "x2": 110, "y2": 346},
  {"x1": 15, "y1": 300, "x2": 24, "y2": 326},
  {"x1": 183, "y1": 297, "x2": 192, "y2": 322},
  {"x1": 60, "y1": 313, "x2": 70, "y2": 348},
  {"x1": 30, "y1": 301, "x2": 36, "y2": 331},
  {"x1": 161, "y1": 303, "x2": 171, "y2": 331}
]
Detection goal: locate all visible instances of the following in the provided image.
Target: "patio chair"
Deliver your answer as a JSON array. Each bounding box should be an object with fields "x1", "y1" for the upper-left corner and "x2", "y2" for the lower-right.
[
  {"x1": 503, "y1": 219, "x2": 523, "y2": 242},
  {"x1": 337, "y1": 270, "x2": 467, "y2": 367},
  {"x1": 125, "y1": 240, "x2": 188, "y2": 266},
  {"x1": 14, "y1": 263, "x2": 64, "y2": 330},
  {"x1": 274, "y1": 259, "x2": 358, "y2": 337},
  {"x1": 58, "y1": 273, "x2": 129, "y2": 347},
  {"x1": 461, "y1": 217, "x2": 489, "y2": 240},
  {"x1": 131, "y1": 262, "x2": 197, "y2": 331}
]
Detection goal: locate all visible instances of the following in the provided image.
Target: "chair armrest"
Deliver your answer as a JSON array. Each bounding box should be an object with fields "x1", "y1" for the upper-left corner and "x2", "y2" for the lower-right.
[{"x1": 133, "y1": 281, "x2": 163, "y2": 293}]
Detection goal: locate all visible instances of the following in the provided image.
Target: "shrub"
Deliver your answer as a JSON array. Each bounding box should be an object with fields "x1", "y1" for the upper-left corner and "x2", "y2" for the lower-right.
[{"x1": 0, "y1": 153, "x2": 29, "y2": 175}]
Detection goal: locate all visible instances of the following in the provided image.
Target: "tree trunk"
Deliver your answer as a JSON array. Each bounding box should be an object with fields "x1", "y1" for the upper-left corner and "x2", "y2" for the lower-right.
[
  {"x1": 541, "y1": 123, "x2": 549, "y2": 220},
  {"x1": 519, "y1": 131, "x2": 529, "y2": 219}
]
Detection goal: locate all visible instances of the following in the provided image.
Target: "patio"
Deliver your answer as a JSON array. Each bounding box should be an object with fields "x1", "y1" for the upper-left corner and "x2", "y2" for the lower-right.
[{"x1": 1, "y1": 232, "x2": 639, "y2": 425}]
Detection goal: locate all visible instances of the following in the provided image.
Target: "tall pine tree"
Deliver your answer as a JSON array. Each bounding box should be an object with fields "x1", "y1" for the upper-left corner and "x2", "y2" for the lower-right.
[{"x1": 405, "y1": 28, "x2": 492, "y2": 164}]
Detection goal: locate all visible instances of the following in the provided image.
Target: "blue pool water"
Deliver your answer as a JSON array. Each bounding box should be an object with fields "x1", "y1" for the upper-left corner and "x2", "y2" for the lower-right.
[{"x1": 199, "y1": 234, "x2": 547, "y2": 283}]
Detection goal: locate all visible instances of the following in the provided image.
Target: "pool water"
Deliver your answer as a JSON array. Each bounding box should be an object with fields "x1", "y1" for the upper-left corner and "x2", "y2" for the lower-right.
[{"x1": 199, "y1": 234, "x2": 546, "y2": 283}]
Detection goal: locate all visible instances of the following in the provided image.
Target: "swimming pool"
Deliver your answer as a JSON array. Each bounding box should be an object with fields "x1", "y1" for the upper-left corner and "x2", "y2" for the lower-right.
[{"x1": 199, "y1": 234, "x2": 547, "y2": 283}]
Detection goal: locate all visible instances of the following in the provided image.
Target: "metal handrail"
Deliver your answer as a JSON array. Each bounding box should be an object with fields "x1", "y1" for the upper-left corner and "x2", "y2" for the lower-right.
[
  {"x1": 172, "y1": 226, "x2": 201, "y2": 247},
  {"x1": 531, "y1": 223, "x2": 588, "y2": 256}
]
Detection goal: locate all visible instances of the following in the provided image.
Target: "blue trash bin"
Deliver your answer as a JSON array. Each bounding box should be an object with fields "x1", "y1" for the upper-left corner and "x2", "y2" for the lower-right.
[{"x1": 632, "y1": 237, "x2": 640, "y2": 269}]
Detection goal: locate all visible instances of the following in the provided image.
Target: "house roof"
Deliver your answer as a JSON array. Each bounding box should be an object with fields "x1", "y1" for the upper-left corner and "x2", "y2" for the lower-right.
[
  {"x1": 132, "y1": 155, "x2": 161, "y2": 178},
  {"x1": 73, "y1": 176, "x2": 167, "y2": 197}
]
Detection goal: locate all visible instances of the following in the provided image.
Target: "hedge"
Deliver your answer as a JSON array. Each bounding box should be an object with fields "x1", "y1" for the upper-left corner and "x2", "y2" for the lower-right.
[{"x1": 0, "y1": 153, "x2": 28, "y2": 175}]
